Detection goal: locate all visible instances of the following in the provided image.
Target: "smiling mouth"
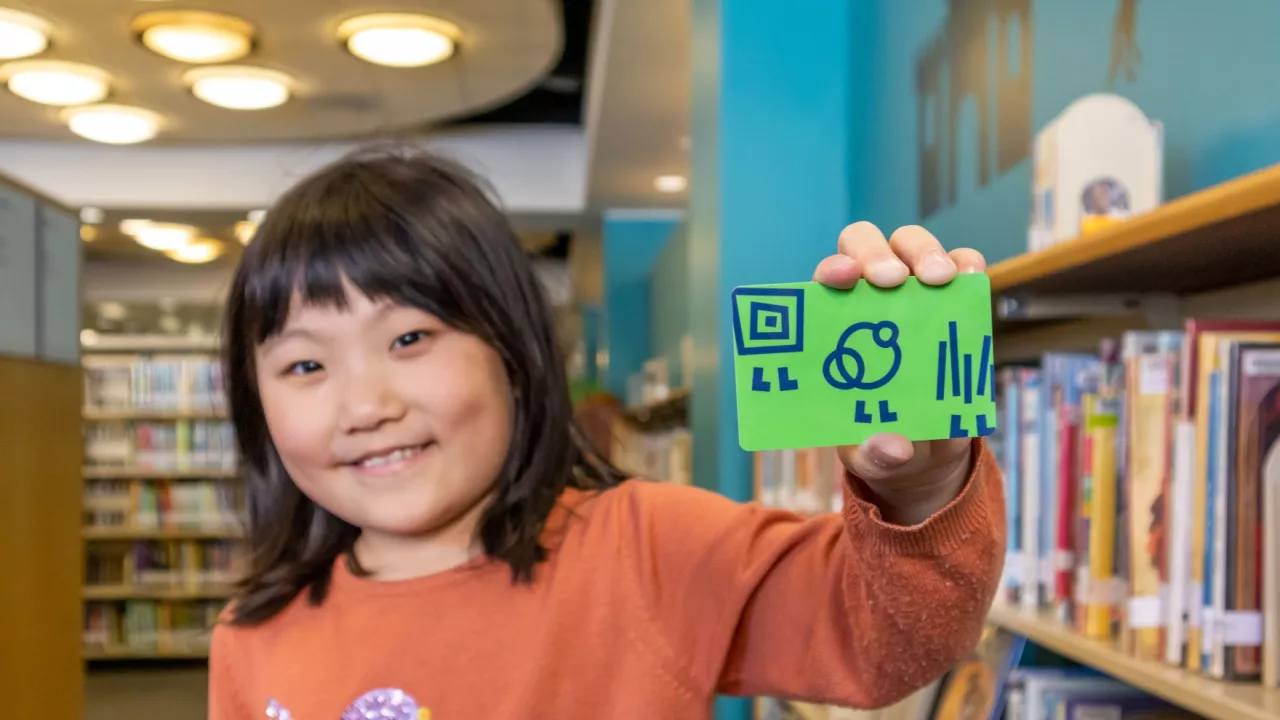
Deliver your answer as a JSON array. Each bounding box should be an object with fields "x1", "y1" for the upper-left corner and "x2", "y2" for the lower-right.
[{"x1": 349, "y1": 443, "x2": 433, "y2": 470}]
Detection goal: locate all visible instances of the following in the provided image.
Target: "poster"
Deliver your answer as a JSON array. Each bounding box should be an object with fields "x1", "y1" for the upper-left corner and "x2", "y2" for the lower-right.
[
  {"x1": 37, "y1": 203, "x2": 82, "y2": 364},
  {"x1": 0, "y1": 184, "x2": 38, "y2": 358}
]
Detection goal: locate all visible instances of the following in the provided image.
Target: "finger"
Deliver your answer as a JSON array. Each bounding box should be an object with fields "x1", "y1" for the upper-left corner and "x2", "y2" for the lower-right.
[
  {"x1": 812, "y1": 253, "x2": 861, "y2": 289},
  {"x1": 949, "y1": 247, "x2": 987, "y2": 274},
  {"x1": 888, "y1": 225, "x2": 956, "y2": 286},
  {"x1": 836, "y1": 433, "x2": 916, "y2": 483},
  {"x1": 837, "y1": 222, "x2": 909, "y2": 288}
]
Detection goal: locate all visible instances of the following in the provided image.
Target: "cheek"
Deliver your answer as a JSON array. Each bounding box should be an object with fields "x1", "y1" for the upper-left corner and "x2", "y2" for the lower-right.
[
  {"x1": 426, "y1": 343, "x2": 513, "y2": 458},
  {"x1": 258, "y1": 381, "x2": 333, "y2": 477}
]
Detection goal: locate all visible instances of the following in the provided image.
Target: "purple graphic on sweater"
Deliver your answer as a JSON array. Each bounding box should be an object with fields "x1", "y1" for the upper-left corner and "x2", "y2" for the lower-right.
[
  {"x1": 266, "y1": 689, "x2": 424, "y2": 719},
  {"x1": 341, "y1": 689, "x2": 422, "y2": 720}
]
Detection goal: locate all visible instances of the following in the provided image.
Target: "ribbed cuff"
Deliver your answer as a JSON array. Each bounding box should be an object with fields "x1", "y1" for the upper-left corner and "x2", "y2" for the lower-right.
[{"x1": 843, "y1": 438, "x2": 998, "y2": 558}]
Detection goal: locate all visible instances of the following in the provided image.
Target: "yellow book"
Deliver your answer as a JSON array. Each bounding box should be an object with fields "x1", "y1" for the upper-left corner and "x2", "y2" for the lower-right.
[{"x1": 1086, "y1": 371, "x2": 1121, "y2": 639}]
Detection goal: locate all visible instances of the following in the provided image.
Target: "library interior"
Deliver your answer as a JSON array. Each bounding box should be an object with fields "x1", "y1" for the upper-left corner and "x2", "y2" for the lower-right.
[{"x1": 4, "y1": 0, "x2": 1280, "y2": 719}]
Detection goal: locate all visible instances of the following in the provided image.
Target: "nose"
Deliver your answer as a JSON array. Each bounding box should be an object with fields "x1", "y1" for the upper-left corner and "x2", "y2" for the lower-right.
[{"x1": 337, "y1": 366, "x2": 407, "y2": 434}]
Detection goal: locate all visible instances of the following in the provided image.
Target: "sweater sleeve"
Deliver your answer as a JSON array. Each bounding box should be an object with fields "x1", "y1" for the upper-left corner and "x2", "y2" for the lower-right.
[{"x1": 613, "y1": 438, "x2": 1005, "y2": 710}]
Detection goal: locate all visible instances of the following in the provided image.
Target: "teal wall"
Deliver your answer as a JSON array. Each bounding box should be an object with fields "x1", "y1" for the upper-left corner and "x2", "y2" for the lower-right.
[
  {"x1": 857, "y1": 0, "x2": 1280, "y2": 263},
  {"x1": 649, "y1": 222, "x2": 689, "y2": 388},
  {"x1": 688, "y1": 2, "x2": 873, "y2": 714},
  {"x1": 602, "y1": 214, "x2": 678, "y2": 398}
]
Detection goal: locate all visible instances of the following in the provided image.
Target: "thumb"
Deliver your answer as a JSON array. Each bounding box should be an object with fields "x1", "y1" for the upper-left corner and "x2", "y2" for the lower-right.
[{"x1": 837, "y1": 433, "x2": 916, "y2": 483}]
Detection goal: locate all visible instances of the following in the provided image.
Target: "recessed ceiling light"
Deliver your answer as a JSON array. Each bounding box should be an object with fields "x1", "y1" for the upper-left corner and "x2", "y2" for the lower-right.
[
  {"x1": 234, "y1": 220, "x2": 257, "y2": 245},
  {"x1": 654, "y1": 175, "x2": 688, "y2": 193},
  {"x1": 337, "y1": 13, "x2": 459, "y2": 68},
  {"x1": 79, "y1": 206, "x2": 104, "y2": 224},
  {"x1": 166, "y1": 239, "x2": 223, "y2": 264},
  {"x1": 119, "y1": 219, "x2": 195, "y2": 251},
  {"x1": 2, "y1": 60, "x2": 111, "y2": 106},
  {"x1": 62, "y1": 104, "x2": 162, "y2": 145},
  {"x1": 97, "y1": 301, "x2": 128, "y2": 322},
  {"x1": 132, "y1": 10, "x2": 255, "y2": 64},
  {"x1": 0, "y1": 8, "x2": 51, "y2": 60},
  {"x1": 184, "y1": 65, "x2": 291, "y2": 110}
]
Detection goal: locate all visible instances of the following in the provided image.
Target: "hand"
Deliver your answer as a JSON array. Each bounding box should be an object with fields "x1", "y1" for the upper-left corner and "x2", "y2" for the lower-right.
[{"x1": 812, "y1": 223, "x2": 987, "y2": 526}]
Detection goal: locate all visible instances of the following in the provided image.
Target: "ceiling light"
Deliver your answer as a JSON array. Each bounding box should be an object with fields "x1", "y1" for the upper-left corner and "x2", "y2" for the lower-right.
[
  {"x1": 0, "y1": 8, "x2": 51, "y2": 60},
  {"x1": 2, "y1": 60, "x2": 111, "y2": 106},
  {"x1": 184, "y1": 65, "x2": 291, "y2": 110},
  {"x1": 62, "y1": 104, "x2": 162, "y2": 144},
  {"x1": 97, "y1": 301, "x2": 128, "y2": 322},
  {"x1": 80, "y1": 207, "x2": 104, "y2": 224},
  {"x1": 234, "y1": 220, "x2": 257, "y2": 245},
  {"x1": 654, "y1": 175, "x2": 688, "y2": 193},
  {"x1": 166, "y1": 239, "x2": 223, "y2": 264},
  {"x1": 133, "y1": 10, "x2": 254, "y2": 64},
  {"x1": 119, "y1": 219, "x2": 195, "y2": 251},
  {"x1": 337, "y1": 13, "x2": 459, "y2": 68},
  {"x1": 247, "y1": 208, "x2": 267, "y2": 223}
]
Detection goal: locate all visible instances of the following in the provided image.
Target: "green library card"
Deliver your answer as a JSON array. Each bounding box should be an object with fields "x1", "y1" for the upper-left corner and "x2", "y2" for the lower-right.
[{"x1": 730, "y1": 273, "x2": 996, "y2": 450}]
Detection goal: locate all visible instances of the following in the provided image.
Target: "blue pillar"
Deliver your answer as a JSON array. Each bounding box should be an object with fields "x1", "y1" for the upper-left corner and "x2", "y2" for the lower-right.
[
  {"x1": 602, "y1": 211, "x2": 679, "y2": 399},
  {"x1": 688, "y1": 1, "x2": 873, "y2": 716}
]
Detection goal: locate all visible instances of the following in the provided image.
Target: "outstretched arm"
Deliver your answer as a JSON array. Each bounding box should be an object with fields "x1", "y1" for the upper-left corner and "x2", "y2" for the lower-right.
[{"x1": 617, "y1": 438, "x2": 1003, "y2": 709}]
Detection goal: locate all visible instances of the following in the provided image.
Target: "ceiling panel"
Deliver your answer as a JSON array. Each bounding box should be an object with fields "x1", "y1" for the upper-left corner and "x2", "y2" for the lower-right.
[{"x1": 0, "y1": 0, "x2": 586, "y2": 143}]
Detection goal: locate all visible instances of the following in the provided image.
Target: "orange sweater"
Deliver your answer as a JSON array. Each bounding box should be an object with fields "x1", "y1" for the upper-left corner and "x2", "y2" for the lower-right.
[{"x1": 210, "y1": 440, "x2": 1004, "y2": 719}]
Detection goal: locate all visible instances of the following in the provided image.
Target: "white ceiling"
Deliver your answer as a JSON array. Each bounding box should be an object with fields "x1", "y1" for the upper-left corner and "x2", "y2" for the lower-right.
[
  {"x1": 0, "y1": 0, "x2": 560, "y2": 142},
  {"x1": 582, "y1": 0, "x2": 691, "y2": 210}
]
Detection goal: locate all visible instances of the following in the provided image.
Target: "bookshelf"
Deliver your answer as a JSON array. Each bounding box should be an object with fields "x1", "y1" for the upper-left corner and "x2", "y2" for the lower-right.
[
  {"x1": 81, "y1": 343, "x2": 244, "y2": 662},
  {"x1": 989, "y1": 605, "x2": 1280, "y2": 720},
  {"x1": 988, "y1": 160, "x2": 1280, "y2": 719},
  {"x1": 990, "y1": 161, "x2": 1280, "y2": 297},
  {"x1": 0, "y1": 356, "x2": 84, "y2": 718}
]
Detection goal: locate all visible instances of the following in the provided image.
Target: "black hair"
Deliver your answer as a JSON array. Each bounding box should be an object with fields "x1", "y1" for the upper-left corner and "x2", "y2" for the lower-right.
[{"x1": 221, "y1": 145, "x2": 624, "y2": 626}]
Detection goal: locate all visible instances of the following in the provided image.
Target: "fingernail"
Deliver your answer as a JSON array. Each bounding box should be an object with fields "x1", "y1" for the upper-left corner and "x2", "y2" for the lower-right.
[
  {"x1": 921, "y1": 251, "x2": 956, "y2": 281},
  {"x1": 870, "y1": 444, "x2": 910, "y2": 467},
  {"x1": 867, "y1": 260, "x2": 908, "y2": 286}
]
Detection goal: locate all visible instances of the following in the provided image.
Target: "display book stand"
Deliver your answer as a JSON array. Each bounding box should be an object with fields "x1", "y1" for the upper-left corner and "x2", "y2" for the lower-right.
[
  {"x1": 751, "y1": 161, "x2": 1280, "y2": 720},
  {"x1": 79, "y1": 333, "x2": 244, "y2": 662}
]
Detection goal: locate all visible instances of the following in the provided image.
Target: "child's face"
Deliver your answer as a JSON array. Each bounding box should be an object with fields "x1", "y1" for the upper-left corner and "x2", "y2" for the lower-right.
[{"x1": 254, "y1": 280, "x2": 514, "y2": 545}]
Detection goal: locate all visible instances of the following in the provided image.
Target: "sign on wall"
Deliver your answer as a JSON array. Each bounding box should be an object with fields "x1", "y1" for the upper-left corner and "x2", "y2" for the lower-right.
[{"x1": 915, "y1": 0, "x2": 1035, "y2": 219}]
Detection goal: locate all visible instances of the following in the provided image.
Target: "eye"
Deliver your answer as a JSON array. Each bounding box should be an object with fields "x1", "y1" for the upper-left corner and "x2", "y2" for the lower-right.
[
  {"x1": 285, "y1": 360, "x2": 323, "y2": 376},
  {"x1": 391, "y1": 330, "x2": 432, "y2": 350}
]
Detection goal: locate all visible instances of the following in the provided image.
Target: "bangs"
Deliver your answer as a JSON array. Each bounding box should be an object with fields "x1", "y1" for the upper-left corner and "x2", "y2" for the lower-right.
[{"x1": 238, "y1": 158, "x2": 489, "y2": 345}]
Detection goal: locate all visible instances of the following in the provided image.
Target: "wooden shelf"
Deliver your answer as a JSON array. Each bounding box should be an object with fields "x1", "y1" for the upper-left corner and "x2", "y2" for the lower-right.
[
  {"x1": 83, "y1": 408, "x2": 227, "y2": 421},
  {"x1": 619, "y1": 388, "x2": 689, "y2": 430},
  {"x1": 988, "y1": 605, "x2": 1280, "y2": 720},
  {"x1": 83, "y1": 647, "x2": 209, "y2": 661},
  {"x1": 82, "y1": 585, "x2": 233, "y2": 601},
  {"x1": 83, "y1": 466, "x2": 237, "y2": 480},
  {"x1": 82, "y1": 526, "x2": 242, "y2": 541},
  {"x1": 989, "y1": 162, "x2": 1280, "y2": 300}
]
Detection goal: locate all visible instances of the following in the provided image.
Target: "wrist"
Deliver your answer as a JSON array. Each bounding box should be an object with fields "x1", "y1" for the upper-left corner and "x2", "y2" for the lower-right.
[{"x1": 854, "y1": 442, "x2": 973, "y2": 526}]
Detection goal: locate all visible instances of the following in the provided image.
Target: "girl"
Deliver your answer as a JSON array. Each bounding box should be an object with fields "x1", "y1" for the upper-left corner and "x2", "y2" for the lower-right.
[{"x1": 211, "y1": 147, "x2": 1005, "y2": 719}]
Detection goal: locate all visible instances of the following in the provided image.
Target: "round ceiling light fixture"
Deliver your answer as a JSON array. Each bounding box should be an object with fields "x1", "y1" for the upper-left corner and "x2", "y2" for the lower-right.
[
  {"x1": 0, "y1": 8, "x2": 52, "y2": 60},
  {"x1": 119, "y1": 220, "x2": 196, "y2": 251},
  {"x1": 62, "y1": 104, "x2": 162, "y2": 144},
  {"x1": 337, "y1": 13, "x2": 459, "y2": 68},
  {"x1": 2, "y1": 60, "x2": 111, "y2": 106},
  {"x1": 654, "y1": 175, "x2": 688, "y2": 193},
  {"x1": 166, "y1": 238, "x2": 224, "y2": 264},
  {"x1": 132, "y1": 10, "x2": 255, "y2": 64},
  {"x1": 184, "y1": 65, "x2": 292, "y2": 110}
]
